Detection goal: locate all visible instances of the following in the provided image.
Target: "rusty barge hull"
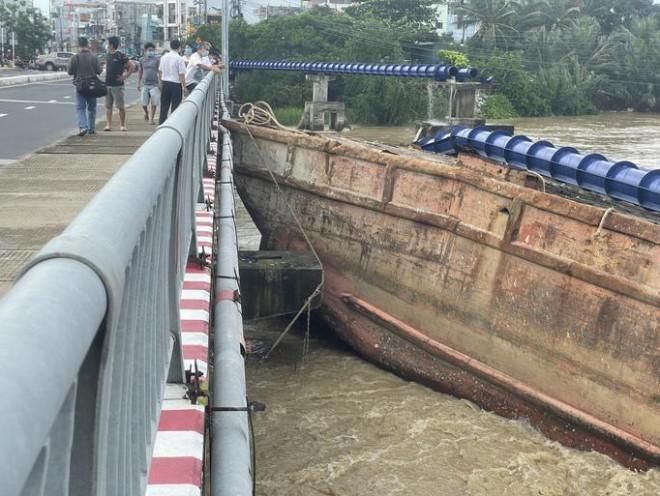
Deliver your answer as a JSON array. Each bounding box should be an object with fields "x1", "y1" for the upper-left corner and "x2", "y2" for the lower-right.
[{"x1": 225, "y1": 120, "x2": 660, "y2": 470}]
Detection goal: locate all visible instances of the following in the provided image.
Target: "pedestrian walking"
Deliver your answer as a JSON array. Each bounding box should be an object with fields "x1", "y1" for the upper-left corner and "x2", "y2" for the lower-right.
[
  {"x1": 184, "y1": 42, "x2": 224, "y2": 95},
  {"x1": 104, "y1": 36, "x2": 135, "y2": 132},
  {"x1": 67, "y1": 37, "x2": 102, "y2": 136},
  {"x1": 137, "y1": 42, "x2": 161, "y2": 125},
  {"x1": 158, "y1": 39, "x2": 186, "y2": 125}
]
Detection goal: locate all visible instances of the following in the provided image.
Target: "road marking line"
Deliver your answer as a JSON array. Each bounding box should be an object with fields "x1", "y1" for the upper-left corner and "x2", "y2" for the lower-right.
[
  {"x1": 0, "y1": 159, "x2": 17, "y2": 165},
  {"x1": 0, "y1": 113, "x2": 7, "y2": 118},
  {"x1": 63, "y1": 95, "x2": 71, "y2": 99},
  {"x1": 48, "y1": 99, "x2": 57, "y2": 102},
  {"x1": 0, "y1": 99, "x2": 73, "y2": 105},
  {"x1": 24, "y1": 106, "x2": 35, "y2": 110}
]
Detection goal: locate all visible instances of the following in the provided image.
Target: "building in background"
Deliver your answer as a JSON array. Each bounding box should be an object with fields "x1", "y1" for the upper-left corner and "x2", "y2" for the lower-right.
[
  {"x1": 107, "y1": 0, "x2": 163, "y2": 54},
  {"x1": 432, "y1": 1, "x2": 448, "y2": 36},
  {"x1": 254, "y1": 5, "x2": 301, "y2": 22},
  {"x1": 49, "y1": 0, "x2": 174, "y2": 53},
  {"x1": 302, "y1": 0, "x2": 350, "y2": 12},
  {"x1": 50, "y1": 0, "x2": 109, "y2": 51},
  {"x1": 446, "y1": 0, "x2": 475, "y2": 43}
]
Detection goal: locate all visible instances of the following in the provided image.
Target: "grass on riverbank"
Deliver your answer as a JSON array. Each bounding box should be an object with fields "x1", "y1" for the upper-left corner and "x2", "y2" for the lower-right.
[{"x1": 274, "y1": 107, "x2": 304, "y2": 126}]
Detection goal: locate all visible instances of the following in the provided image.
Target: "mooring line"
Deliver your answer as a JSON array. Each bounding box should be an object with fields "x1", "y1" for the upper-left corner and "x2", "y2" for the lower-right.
[{"x1": 235, "y1": 113, "x2": 325, "y2": 364}]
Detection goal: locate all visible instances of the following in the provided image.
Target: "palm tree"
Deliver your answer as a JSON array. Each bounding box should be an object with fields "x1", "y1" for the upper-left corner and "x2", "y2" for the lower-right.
[
  {"x1": 519, "y1": 0, "x2": 580, "y2": 31},
  {"x1": 456, "y1": 0, "x2": 523, "y2": 52}
]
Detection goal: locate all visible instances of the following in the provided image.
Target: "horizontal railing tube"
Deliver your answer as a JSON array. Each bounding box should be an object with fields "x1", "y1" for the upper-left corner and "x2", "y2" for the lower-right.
[
  {"x1": 211, "y1": 121, "x2": 252, "y2": 496},
  {"x1": 0, "y1": 259, "x2": 107, "y2": 496}
]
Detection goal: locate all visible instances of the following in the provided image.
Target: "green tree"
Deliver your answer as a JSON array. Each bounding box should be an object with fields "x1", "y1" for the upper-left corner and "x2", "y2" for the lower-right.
[
  {"x1": 579, "y1": 0, "x2": 658, "y2": 35},
  {"x1": 186, "y1": 23, "x2": 223, "y2": 50},
  {"x1": 228, "y1": 9, "x2": 429, "y2": 124},
  {"x1": 457, "y1": 0, "x2": 523, "y2": 52},
  {"x1": 593, "y1": 17, "x2": 660, "y2": 111},
  {"x1": 0, "y1": 3, "x2": 51, "y2": 59},
  {"x1": 345, "y1": 0, "x2": 435, "y2": 31},
  {"x1": 519, "y1": 0, "x2": 579, "y2": 32},
  {"x1": 437, "y1": 49, "x2": 470, "y2": 67},
  {"x1": 476, "y1": 50, "x2": 550, "y2": 116}
]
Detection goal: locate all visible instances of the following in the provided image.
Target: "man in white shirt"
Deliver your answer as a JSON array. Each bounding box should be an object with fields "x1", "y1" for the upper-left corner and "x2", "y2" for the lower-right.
[
  {"x1": 158, "y1": 39, "x2": 187, "y2": 124},
  {"x1": 184, "y1": 42, "x2": 224, "y2": 94}
]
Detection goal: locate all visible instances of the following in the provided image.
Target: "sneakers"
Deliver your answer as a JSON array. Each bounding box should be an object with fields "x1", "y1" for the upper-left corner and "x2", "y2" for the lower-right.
[
  {"x1": 77, "y1": 128, "x2": 87, "y2": 136},
  {"x1": 88, "y1": 130, "x2": 96, "y2": 135},
  {"x1": 120, "y1": 126, "x2": 128, "y2": 132},
  {"x1": 103, "y1": 126, "x2": 111, "y2": 132}
]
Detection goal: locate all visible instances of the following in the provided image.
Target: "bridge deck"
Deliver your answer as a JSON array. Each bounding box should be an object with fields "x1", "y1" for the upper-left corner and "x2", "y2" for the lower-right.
[{"x1": 0, "y1": 107, "x2": 153, "y2": 297}]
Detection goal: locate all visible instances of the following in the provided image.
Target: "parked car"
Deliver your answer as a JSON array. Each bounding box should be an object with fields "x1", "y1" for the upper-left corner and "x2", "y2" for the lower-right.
[{"x1": 35, "y1": 52, "x2": 74, "y2": 71}]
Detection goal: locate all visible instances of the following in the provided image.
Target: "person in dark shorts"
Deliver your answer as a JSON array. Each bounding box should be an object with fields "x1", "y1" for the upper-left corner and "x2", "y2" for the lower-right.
[
  {"x1": 67, "y1": 37, "x2": 102, "y2": 136},
  {"x1": 104, "y1": 36, "x2": 135, "y2": 131}
]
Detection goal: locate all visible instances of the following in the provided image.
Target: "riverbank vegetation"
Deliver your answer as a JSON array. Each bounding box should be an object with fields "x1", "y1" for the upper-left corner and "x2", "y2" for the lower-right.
[{"x1": 228, "y1": 0, "x2": 660, "y2": 124}]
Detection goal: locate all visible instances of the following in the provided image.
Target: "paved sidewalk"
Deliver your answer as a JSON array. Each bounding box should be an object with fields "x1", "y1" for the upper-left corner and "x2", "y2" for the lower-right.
[{"x1": 0, "y1": 105, "x2": 155, "y2": 297}]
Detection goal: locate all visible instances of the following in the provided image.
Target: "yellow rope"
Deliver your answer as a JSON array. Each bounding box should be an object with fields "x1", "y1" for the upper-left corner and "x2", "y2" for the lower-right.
[
  {"x1": 594, "y1": 207, "x2": 615, "y2": 239},
  {"x1": 236, "y1": 101, "x2": 303, "y2": 133}
]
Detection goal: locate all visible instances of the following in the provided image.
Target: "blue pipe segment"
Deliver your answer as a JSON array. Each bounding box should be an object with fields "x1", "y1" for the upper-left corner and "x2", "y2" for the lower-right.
[
  {"x1": 416, "y1": 126, "x2": 660, "y2": 212},
  {"x1": 229, "y1": 60, "x2": 480, "y2": 82}
]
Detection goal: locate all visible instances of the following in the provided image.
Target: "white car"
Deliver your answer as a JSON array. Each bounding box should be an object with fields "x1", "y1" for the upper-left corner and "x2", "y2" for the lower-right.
[{"x1": 35, "y1": 52, "x2": 74, "y2": 71}]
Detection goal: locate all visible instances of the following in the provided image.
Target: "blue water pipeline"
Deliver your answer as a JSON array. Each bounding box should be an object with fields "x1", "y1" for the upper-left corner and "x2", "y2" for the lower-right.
[
  {"x1": 416, "y1": 126, "x2": 660, "y2": 213},
  {"x1": 229, "y1": 60, "x2": 480, "y2": 82}
]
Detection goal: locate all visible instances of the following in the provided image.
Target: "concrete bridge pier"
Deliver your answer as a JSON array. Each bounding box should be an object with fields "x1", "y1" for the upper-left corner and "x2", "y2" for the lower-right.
[
  {"x1": 446, "y1": 81, "x2": 486, "y2": 127},
  {"x1": 299, "y1": 74, "x2": 347, "y2": 132}
]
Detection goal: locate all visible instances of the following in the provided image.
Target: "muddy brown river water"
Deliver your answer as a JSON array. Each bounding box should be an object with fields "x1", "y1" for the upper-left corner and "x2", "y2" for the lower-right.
[{"x1": 239, "y1": 112, "x2": 660, "y2": 495}]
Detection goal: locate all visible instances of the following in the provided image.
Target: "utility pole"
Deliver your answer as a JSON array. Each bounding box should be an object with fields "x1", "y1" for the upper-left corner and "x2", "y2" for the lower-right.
[
  {"x1": 11, "y1": 31, "x2": 15, "y2": 61},
  {"x1": 1, "y1": 26, "x2": 5, "y2": 61},
  {"x1": 222, "y1": 0, "x2": 228, "y2": 98},
  {"x1": 58, "y1": 6, "x2": 63, "y2": 50}
]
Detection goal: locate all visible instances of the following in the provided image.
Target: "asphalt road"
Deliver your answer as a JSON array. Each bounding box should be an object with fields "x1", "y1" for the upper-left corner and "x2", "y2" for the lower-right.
[{"x1": 0, "y1": 78, "x2": 140, "y2": 164}]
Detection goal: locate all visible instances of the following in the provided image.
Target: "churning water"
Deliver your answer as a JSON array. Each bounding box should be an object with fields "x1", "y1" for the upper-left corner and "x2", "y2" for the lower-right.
[
  {"x1": 239, "y1": 113, "x2": 660, "y2": 494},
  {"x1": 347, "y1": 112, "x2": 660, "y2": 170}
]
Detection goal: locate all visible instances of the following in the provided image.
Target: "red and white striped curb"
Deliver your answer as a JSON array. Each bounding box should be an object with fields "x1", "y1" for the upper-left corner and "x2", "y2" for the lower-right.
[
  {"x1": 207, "y1": 155, "x2": 217, "y2": 174},
  {"x1": 181, "y1": 262, "x2": 211, "y2": 377},
  {"x1": 196, "y1": 210, "x2": 213, "y2": 259},
  {"x1": 146, "y1": 385, "x2": 205, "y2": 496},
  {"x1": 147, "y1": 135, "x2": 219, "y2": 494},
  {"x1": 202, "y1": 177, "x2": 215, "y2": 204}
]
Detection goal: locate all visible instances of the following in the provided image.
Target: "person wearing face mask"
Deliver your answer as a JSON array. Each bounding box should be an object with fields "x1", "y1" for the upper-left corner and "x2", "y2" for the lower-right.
[
  {"x1": 183, "y1": 45, "x2": 192, "y2": 67},
  {"x1": 184, "y1": 42, "x2": 224, "y2": 94},
  {"x1": 158, "y1": 39, "x2": 187, "y2": 125},
  {"x1": 137, "y1": 42, "x2": 161, "y2": 125}
]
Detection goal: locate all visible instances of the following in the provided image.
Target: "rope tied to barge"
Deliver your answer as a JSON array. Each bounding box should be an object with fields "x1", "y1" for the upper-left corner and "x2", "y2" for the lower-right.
[{"x1": 237, "y1": 105, "x2": 325, "y2": 365}]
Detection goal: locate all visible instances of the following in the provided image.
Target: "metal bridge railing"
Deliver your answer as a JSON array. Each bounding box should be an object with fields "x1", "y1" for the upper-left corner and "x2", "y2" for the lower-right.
[
  {"x1": 0, "y1": 73, "x2": 219, "y2": 496},
  {"x1": 211, "y1": 99, "x2": 253, "y2": 496}
]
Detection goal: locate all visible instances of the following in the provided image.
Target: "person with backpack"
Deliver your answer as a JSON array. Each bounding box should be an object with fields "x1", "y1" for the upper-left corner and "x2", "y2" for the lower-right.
[{"x1": 67, "y1": 37, "x2": 102, "y2": 136}]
